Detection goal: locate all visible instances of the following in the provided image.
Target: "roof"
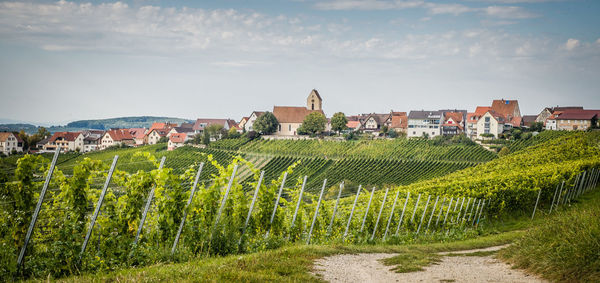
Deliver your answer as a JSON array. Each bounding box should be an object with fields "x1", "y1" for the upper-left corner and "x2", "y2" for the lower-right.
[
  {"x1": 149, "y1": 128, "x2": 169, "y2": 137},
  {"x1": 128, "y1": 128, "x2": 146, "y2": 139},
  {"x1": 408, "y1": 110, "x2": 443, "y2": 120},
  {"x1": 272, "y1": 106, "x2": 324, "y2": 123},
  {"x1": 555, "y1": 110, "x2": 600, "y2": 120},
  {"x1": 169, "y1": 133, "x2": 187, "y2": 143},
  {"x1": 49, "y1": 132, "x2": 82, "y2": 142},
  {"x1": 193, "y1": 119, "x2": 230, "y2": 131},
  {"x1": 179, "y1": 122, "x2": 194, "y2": 129},
  {"x1": 391, "y1": 112, "x2": 407, "y2": 129},
  {"x1": 346, "y1": 120, "x2": 361, "y2": 129},
  {"x1": 37, "y1": 137, "x2": 50, "y2": 146},
  {"x1": 227, "y1": 119, "x2": 239, "y2": 130},
  {"x1": 444, "y1": 112, "x2": 464, "y2": 123},
  {"x1": 0, "y1": 132, "x2": 15, "y2": 142},
  {"x1": 310, "y1": 89, "x2": 323, "y2": 100},
  {"x1": 106, "y1": 129, "x2": 134, "y2": 141},
  {"x1": 474, "y1": 106, "x2": 492, "y2": 116},
  {"x1": 483, "y1": 110, "x2": 506, "y2": 122},
  {"x1": 491, "y1": 99, "x2": 520, "y2": 119}
]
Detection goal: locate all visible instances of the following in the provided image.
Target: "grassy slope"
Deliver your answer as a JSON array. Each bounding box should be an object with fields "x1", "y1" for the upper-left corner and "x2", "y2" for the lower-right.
[{"x1": 498, "y1": 188, "x2": 600, "y2": 282}]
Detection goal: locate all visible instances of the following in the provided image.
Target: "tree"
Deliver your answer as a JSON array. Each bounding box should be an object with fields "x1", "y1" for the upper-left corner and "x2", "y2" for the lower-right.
[
  {"x1": 227, "y1": 127, "x2": 241, "y2": 139},
  {"x1": 158, "y1": 136, "x2": 169, "y2": 143},
  {"x1": 530, "y1": 122, "x2": 544, "y2": 132},
  {"x1": 206, "y1": 124, "x2": 224, "y2": 140},
  {"x1": 300, "y1": 112, "x2": 327, "y2": 136},
  {"x1": 202, "y1": 130, "x2": 210, "y2": 146},
  {"x1": 330, "y1": 112, "x2": 348, "y2": 134},
  {"x1": 498, "y1": 146, "x2": 510, "y2": 156},
  {"x1": 253, "y1": 112, "x2": 279, "y2": 135}
]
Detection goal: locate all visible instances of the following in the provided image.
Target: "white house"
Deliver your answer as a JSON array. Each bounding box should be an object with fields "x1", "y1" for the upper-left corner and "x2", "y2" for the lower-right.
[
  {"x1": 100, "y1": 129, "x2": 134, "y2": 149},
  {"x1": 476, "y1": 110, "x2": 505, "y2": 139},
  {"x1": 243, "y1": 111, "x2": 265, "y2": 132},
  {"x1": 407, "y1": 111, "x2": 444, "y2": 138},
  {"x1": 168, "y1": 133, "x2": 188, "y2": 151},
  {"x1": 44, "y1": 132, "x2": 84, "y2": 152},
  {"x1": 0, "y1": 132, "x2": 23, "y2": 155}
]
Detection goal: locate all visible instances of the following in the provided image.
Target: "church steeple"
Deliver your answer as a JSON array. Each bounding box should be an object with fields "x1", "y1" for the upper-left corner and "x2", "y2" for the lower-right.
[{"x1": 306, "y1": 89, "x2": 322, "y2": 111}]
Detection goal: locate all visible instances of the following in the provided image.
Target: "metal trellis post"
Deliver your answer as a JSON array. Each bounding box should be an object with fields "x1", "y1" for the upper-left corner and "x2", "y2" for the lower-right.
[
  {"x1": 360, "y1": 187, "x2": 376, "y2": 233},
  {"x1": 343, "y1": 185, "x2": 361, "y2": 239},
  {"x1": 133, "y1": 157, "x2": 166, "y2": 246},
  {"x1": 383, "y1": 189, "x2": 400, "y2": 240},
  {"x1": 171, "y1": 162, "x2": 204, "y2": 255},
  {"x1": 409, "y1": 193, "x2": 422, "y2": 223},
  {"x1": 81, "y1": 155, "x2": 119, "y2": 259},
  {"x1": 416, "y1": 195, "x2": 431, "y2": 234},
  {"x1": 266, "y1": 171, "x2": 288, "y2": 237},
  {"x1": 328, "y1": 181, "x2": 344, "y2": 235},
  {"x1": 531, "y1": 188, "x2": 542, "y2": 220},
  {"x1": 371, "y1": 187, "x2": 389, "y2": 240},
  {"x1": 307, "y1": 179, "x2": 327, "y2": 244},
  {"x1": 394, "y1": 191, "x2": 410, "y2": 235},
  {"x1": 17, "y1": 146, "x2": 60, "y2": 267},
  {"x1": 426, "y1": 195, "x2": 439, "y2": 233},
  {"x1": 240, "y1": 171, "x2": 264, "y2": 245}
]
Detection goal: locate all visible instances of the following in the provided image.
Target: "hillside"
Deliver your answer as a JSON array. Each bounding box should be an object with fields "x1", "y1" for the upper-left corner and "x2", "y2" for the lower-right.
[{"x1": 0, "y1": 116, "x2": 194, "y2": 134}]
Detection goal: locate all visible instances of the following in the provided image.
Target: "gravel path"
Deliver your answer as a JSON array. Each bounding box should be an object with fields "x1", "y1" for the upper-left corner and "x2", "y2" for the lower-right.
[{"x1": 313, "y1": 245, "x2": 547, "y2": 283}]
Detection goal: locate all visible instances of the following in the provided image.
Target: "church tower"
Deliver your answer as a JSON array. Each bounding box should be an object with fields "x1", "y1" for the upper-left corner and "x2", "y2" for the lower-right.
[{"x1": 306, "y1": 89, "x2": 322, "y2": 111}]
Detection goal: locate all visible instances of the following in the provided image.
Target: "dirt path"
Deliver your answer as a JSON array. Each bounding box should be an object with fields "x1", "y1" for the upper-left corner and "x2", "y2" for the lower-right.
[{"x1": 313, "y1": 245, "x2": 547, "y2": 283}]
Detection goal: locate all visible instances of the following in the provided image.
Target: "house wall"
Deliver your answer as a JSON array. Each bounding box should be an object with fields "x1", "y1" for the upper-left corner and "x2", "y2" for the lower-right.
[
  {"x1": 147, "y1": 131, "x2": 162, "y2": 145},
  {"x1": 476, "y1": 112, "x2": 503, "y2": 139},
  {"x1": 365, "y1": 117, "x2": 379, "y2": 129},
  {"x1": 407, "y1": 119, "x2": 442, "y2": 138},
  {"x1": 276, "y1": 122, "x2": 302, "y2": 136},
  {"x1": 245, "y1": 113, "x2": 259, "y2": 132},
  {"x1": 545, "y1": 119, "x2": 557, "y2": 130},
  {"x1": 536, "y1": 109, "x2": 552, "y2": 125},
  {"x1": 557, "y1": 119, "x2": 591, "y2": 131}
]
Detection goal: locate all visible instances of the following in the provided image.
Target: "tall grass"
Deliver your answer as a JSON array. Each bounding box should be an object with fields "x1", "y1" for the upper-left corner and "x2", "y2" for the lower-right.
[{"x1": 499, "y1": 190, "x2": 600, "y2": 282}]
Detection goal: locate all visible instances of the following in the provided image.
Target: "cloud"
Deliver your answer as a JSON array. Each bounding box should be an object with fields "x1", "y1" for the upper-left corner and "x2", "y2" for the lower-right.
[
  {"x1": 426, "y1": 3, "x2": 474, "y2": 15},
  {"x1": 484, "y1": 6, "x2": 539, "y2": 19},
  {"x1": 313, "y1": 0, "x2": 424, "y2": 10},
  {"x1": 565, "y1": 38, "x2": 580, "y2": 51}
]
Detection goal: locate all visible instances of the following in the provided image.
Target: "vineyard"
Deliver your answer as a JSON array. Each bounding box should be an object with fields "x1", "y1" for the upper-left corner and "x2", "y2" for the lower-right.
[{"x1": 1, "y1": 132, "x2": 599, "y2": 280}]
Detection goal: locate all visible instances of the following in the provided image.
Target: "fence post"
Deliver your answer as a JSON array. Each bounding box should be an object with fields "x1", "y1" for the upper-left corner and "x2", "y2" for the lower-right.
[
  {"x1": 549, "y1": 183, "x2": 559, "y2": 213},
  {"x1": 460, "y1": 198, "x2": 471, "y2": 224},
  {"x1": 426, "y1": 196, "x2": 439, "y2": 233},
  {"x1": 383, "y1": 189, "x2": 400, "y2": 240},
  {"x1": 467, "y1": 198, "x2": 477, "y2": 222},
  {"x1": 209, "y1": 164, "x2": 238, "y2": 242},
  {"x1": 171, "y1": 162, "x2": 204, "y2": 255},
  {"x1": 409, "y1": 193, "x2": 422, "y2": 224},
  {"x1": 557, "y1": 180, "x2": 565, "y2": 206},
  {"x1": 17, "y1": 146, "x2": 60, "y2": 267},
  {"x1": 240, "y1": 171, "x2": 264, "y2": 246},
  {"x1": 443, "y1": 197, "x2": 454, "y2": 225},
  {"x1": 266, "y1": 172, "x2": 288, "y2": 237},
  {"x1": 371, "y1": 187, "x2": 389, "y2": 240},
  {"x1": 416, "y1": 195, "x2": 431, "y2": 234},
  {"x1": 360, "y1": 187, "x2": 376, "y2": 233},
  {"x1": 289, "y1": 175, "x2": 307, "y2": 235},
  {"x1": 81, "y1": 155, "x2": 119, "y2": 259},
  {"x1": 307, "y1": 179, "x2": 327, "y2": 244},
  {"x1": 435, "y1": 197, "x2": 446, "y2": 226},
  {"x1": 471, "y1": 199, "x2": 481, "y2": 226},
  {"x1": 394, "y1": 192, "x2": 410, "y2": 235},
  {"x1": 327, "y1": 181, "x2": 344, "y2": 235},
  {"x1": 531, "y1": 188, "x2": 542, "y2": 220},
  {"x1": 476, "y1": 200, "x2": 486, "y2": 226},
  {"x1": 133, "y1": 156, "x2": 166, "y2": 246},
  {"x1": 343, "y1": 185, "x2": 361, "y2": 239}
]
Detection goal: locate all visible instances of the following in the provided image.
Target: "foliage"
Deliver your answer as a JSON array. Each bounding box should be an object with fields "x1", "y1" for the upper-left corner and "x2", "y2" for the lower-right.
[
  {"x1": 253, "y1": 112, "x2": 279, "y2": 135},
  {"x1": 299, "y1": 112, "x2": 327, "y2": 136},
  {"x1": 330, "y1": 112, "x2": 348, "y2": 134},
  {"x1": 497, "y1": 147, "x2": 510, "y2": 157}
]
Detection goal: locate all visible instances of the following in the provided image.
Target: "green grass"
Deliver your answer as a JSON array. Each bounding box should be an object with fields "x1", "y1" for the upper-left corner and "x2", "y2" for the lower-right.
[{"x1": 498, "y1": 187, "x2": 600, "y2": 283}]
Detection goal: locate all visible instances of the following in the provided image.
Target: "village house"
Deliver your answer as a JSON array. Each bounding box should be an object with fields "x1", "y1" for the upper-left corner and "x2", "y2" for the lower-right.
[
  {"x1": 272, "y1": 89, "x2": 325, "y2": 136},
  {"x1": 0, "y1": 132, "x2": 23, "y2": 155},
  {"x1": 168, "y1": 124, "x2": 195, "y2": 138},
  {"x1": 44, "y1": 132, "x2": 84, "y2": 152},
  {"x1": 467, "y1": 99, "x2": 522, "y2": 139},
  {"x1": 100, "y1": 129, "x2": 134, "y2": 149},
  {"x1": 521, "y1": 115, "x2": 538, "y2": 128},
  {"x1": 192, "y1": 118, "x2": 235, "y2": 134},
  {"x1": 407, "y1": 111, "x2": 444, "y2": 138},
  {"x1": 128, "y1": 128, "x2": 147, "y2": 146},
  {"x1": 82, "y1": 130, "x2": 104, "y2": 152},
  {"x1": 168, "y1": 133, "x2": 188, "y2": 151},
  {"x1": 536, "y1": 106, "x2": 583, "y2": 126},
  {"x1": 144, "y1": 122, "x2": 176, "y2": 145},
  {"x1": 546, "y1": 109, "x2": 600, "y2": 131},
  {"x1": 359, "y1": 113, "x2": 392, "y2": 133},
  {"x1": 243, "y1": 111, "x2": 265, "y2": 132},
  {"x1": 390, "y1": 112, "x2": 408, "y2": 133},
  {"x1": 441, "y1": 110, "x2": 466, "y2": 136},
  {"x1": 238, "y1": 117, "x2": 249, "y2": 131}
]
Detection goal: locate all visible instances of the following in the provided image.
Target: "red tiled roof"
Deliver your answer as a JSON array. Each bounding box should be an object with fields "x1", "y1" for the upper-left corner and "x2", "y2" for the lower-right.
[
  {"x1": 491, "y1": 100, "x2": 520, "y2": 119},
  {"x1": 390, "y1": 112, "x2": 407, "y2": 129},
  {"x1": 169, "y1": 133, "x2": 187, "y2": 143},
  {"x1": 0, "y1": 132, "x2": 15, "y2": 142},
  {"x1": 128, "y1": 128, "x2": 146, "y2": 139},
  {"x1": 346, "y1": 121, "x2": 361, "y2": 129},
  {"x1": 106, "y1": 129, "x2": 134, "y2": 141},
  {"x1": 555, "y1": 110, "x2": 600, "y2": 120},
  {"x1": 474, "y1": 106, "x2": 492, "y2": 116},
  {"x1": 49, "y1": 132, "x2": 82, "y2": 142},
  {"x1": 444, "y1": 112, "x2": 464, "y2": 124},
  {"x1": 272, "y1": 106, "x2": 324, "y2": 123}
]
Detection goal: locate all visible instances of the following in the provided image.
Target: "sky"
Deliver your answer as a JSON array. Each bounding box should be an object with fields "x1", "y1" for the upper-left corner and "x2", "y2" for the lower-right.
[{"x1": 0, "y1": 0, "x2": 599, "y2": 125}]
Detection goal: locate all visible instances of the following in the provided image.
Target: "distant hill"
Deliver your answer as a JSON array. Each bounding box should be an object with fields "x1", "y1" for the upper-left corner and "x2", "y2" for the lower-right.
[
  {"x1": 0, "y1": 123, "x2": 37, "y2": 133},
  {"x1": 0, "y1": 116, "x2": 194, "y2": 134},
  {"x1": 64, "y1": 116, "x2": 194, "y2": 130}
]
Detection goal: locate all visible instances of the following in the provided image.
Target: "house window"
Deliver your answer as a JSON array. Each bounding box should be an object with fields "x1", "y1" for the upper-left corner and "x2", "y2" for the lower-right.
[
  {"x1": 413, "y1": 131, "x2": 416, "y2": 135},
  {"x1": 278, "y1": 125, "x2": 281, "y2": 131},
  {"x1": 432, "y1": 132, "x2": 435, "y2": 136},
  {"x1": 289, "y1": 125, "x2": 291, "y2": 131},
  {"x1": 311, "y1": 99, "x2": 315, "y2": 110},
  {"x1": 485, "y1": 117, "x2": 490, "y2": 122}
]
